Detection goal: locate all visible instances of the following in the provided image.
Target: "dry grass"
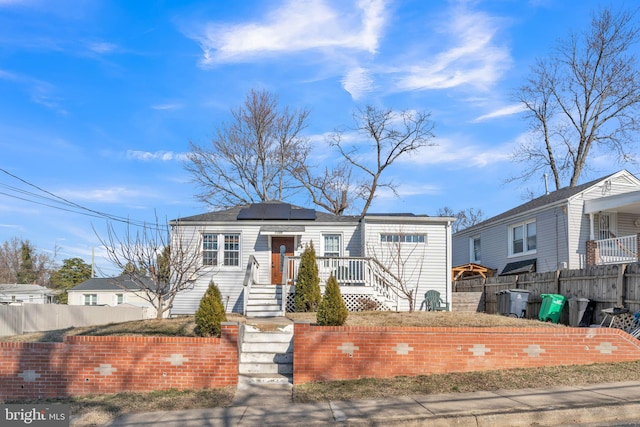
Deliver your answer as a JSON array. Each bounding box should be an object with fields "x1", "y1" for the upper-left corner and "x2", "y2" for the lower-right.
[{"x1": 2, "y1": 311, "x2": 636, "y2": 427}]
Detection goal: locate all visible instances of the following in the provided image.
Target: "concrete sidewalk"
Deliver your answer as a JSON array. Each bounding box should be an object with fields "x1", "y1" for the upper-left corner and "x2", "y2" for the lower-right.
[{"x1": 102, "y1": 381, "x2": 640, "y2": 427}]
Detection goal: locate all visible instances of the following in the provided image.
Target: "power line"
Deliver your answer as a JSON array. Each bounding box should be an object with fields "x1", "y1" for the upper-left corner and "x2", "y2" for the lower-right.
[{"x1": 0, "y1": 168, "x2": 170, "y2": 231}]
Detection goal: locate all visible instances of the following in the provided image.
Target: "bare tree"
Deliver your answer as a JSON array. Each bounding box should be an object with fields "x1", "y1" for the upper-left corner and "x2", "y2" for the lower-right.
[
  {"x1": 437, "y1": 207, "x2": 485, "y2": 233},
  {"x1": 0, "y1": 237, "x2": 58, "y2": 285},
  {"x1": 512, "y1": 6, "x2": 640, "y2": 189},
  {"x1": 329, "y1": 106, "x2": 436, "y2": 217},
  {"x1": 96, "y1": 220, "x2": 210, "y2": 320},
  {"x1": 184, "y1": 89, "x2": 311, "y2": 209},
  {"x1": 366, "y1": 230, "x2": 427, "y2": 312},
  {"x1": 291, "y1": 160, "x2": 360, "y2": 215}
]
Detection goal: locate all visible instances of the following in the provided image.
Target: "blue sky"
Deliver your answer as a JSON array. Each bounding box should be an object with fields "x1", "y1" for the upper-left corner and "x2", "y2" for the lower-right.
[{"x1": 1, "y1": 0, "x2": 637, "y2": 276}]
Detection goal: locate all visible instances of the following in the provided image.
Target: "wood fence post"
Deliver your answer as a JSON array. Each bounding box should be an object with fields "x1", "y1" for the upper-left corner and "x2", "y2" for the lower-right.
[
  {"x1": 555, "y1": 269, "x2": 561, "y2": 295},
  {"x1": 617, "y1": 264, "x2": 626, "y2": 307}
]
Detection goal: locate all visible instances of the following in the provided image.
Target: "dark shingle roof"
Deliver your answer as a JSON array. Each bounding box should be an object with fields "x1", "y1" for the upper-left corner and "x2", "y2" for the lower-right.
[
  {"x1": 172, "y1": 202, "x2": 358, "y2": 223},
  {"x1": 70, "y1": 275, "x2": 161, "y2": 292},
  {"x1": 458, "y1": 173, "x2": 617, "y2": 234}
]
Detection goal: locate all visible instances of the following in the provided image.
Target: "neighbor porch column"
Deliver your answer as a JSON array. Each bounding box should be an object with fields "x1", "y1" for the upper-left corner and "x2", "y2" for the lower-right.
[{"x1": 586, "y1": 240, "x2": 597, "y2": 266}]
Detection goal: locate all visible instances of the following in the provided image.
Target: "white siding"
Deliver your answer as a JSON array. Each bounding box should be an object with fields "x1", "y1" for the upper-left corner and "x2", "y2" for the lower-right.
[
  {"x1": 170, "y1": 220, "x2": 361, "y2": 315},
  {"x1": 362, "y1": 219, "x2": 451, "y2": 311}
]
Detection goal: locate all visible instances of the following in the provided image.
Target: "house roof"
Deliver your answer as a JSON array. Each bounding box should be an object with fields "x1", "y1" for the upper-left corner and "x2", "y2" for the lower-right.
[
  {"x1": 500, "y1": 258, "x2": 537, "y2": 276},
  {"x1": 456, "y1": 171, "x2": 620, "y2": 234},
  {"x1": 70, "y1": 274, "x2": 162, "y2": 292},
  {"x1": 172, "y1": 202, "x2": 358, "y2": 224},
  {"x1": 0, "y1": 284, "x2": 54, "y2": 295}
]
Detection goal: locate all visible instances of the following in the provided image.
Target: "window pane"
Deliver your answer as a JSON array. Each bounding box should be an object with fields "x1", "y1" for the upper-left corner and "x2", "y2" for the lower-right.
[
  {"x1": 512, "y1": 225, "x2": 523, "y2": 253},
  {"x1": 324, "y1": 235, "x2": 340, "y2": 257},
  {"x1": 526, "y1": 222, "x2": 536, "y2": 251},
  {"x1": 223, "y1": 234, "x2": 240, "y2": 266},
  {"x1": 472, "y1": 237, "x2": 481, "y2": 261},
  {"x1": 203, "y1": 234, "x2": 218, "y2": 266}
]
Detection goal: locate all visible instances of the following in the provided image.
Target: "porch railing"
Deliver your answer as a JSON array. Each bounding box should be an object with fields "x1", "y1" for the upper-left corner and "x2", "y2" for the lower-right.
[
  {"x1": 284, "y1": 256, "x2": 400, "y2": 309},
  {"x1": 595, "y1": 234, "x2": 638, "y2": 265},
  {"x1": 242, "y1": 255, "x2": 260, "y2": 316}
]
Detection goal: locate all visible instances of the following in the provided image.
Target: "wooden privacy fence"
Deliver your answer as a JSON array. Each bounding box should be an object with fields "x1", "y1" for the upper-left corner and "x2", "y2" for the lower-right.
[{"x1": 453, "y1": 263, "x2": 640, "y2": 324}]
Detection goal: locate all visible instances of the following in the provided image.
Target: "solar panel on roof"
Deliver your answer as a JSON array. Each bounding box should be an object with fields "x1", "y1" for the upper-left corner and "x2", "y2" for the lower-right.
[{"x1": 289, "y1": 208, "x2": 316, "y2": 220}]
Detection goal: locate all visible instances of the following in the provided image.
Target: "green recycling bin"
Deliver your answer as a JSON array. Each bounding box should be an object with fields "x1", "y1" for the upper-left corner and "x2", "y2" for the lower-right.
[{"x1": 539, "y1": 294, "x2": 566, "y2": 323}]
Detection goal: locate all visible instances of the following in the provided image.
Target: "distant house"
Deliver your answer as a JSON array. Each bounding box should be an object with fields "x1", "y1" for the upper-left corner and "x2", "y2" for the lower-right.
[
  {"x1": 68, "y1": 274, "x2": 166, "y2": 318},
  {"x1": 452, "y1": 169, "x2": 640, "y2": 275},
  {"x1": 0, "y1": 284, "x2": 54, "y2": 304},
  {"x1": 169, "y1": 201, "x2": 455, "y2": 315}
]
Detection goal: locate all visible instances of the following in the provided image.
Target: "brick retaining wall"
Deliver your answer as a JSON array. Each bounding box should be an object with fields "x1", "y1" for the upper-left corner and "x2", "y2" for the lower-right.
[
  {"x1": 0, "y1": 323, "x2": 239, "y2": 399},
  {"x1": 293, "y1": 322, "x2": 640, "y2": 385}
]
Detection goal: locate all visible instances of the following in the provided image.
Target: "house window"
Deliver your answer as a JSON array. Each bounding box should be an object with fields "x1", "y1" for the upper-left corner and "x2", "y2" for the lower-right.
[
  {"x1": 202, "y1": 233, "x2": 218, "y2": 266},
  {"x1": 380, "y1": 234, "x2": 426, "y2": 243},
  {"x1": 223, "y1": 234, "x2": 240, "y2": 266},
  {"x1": 84, "y1": 294, "x2": 97, "y2": 305},
  {"x1": 509, "y1": 220, "x2": 536, "y2": 256},
  {"x1": 470, "y1": 236, "x2": 481, "y2": 263},
  {"x1": 202, "y1": 233, "x2": 241, "y2": 267},
  {"x1": 116, "y1": 294, "x2": 123, "y2": 305},
  {"x1": 323, "y1": 234, "x2": 341, "y2": 257}
]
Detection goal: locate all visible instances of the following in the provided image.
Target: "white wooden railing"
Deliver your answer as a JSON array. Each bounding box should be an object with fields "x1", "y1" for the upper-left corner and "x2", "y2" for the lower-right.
[
  {"x1": 595, "y1": 234, "x2": 638, "y2": 265},
  {"x1": 283, "y1": 256, "x2": 400, "y2": 309},
  {"x1": 242, "y1": 255, "x2": 260, "y2": 316}
]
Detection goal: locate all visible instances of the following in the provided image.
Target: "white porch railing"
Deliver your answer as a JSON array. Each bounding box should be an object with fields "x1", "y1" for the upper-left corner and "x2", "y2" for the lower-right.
[
  {"x1": 242, "y1": 255, "x2": 260, "y2": 316},
  {"x1": 283, "y1": 256, "x2": 400, "y2": 309},
  {"x1": 595, "y1": 234, "x2": 638, "y2": 265}
]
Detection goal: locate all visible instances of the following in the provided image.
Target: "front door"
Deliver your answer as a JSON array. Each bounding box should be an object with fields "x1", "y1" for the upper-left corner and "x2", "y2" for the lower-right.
[{"x1": 271, "y1": 236, "x2": 295, "y2": 284}]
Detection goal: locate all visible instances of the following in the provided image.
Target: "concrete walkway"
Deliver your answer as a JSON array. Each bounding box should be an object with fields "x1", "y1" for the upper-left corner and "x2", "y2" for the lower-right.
[{"x1": 103, "y1": 380, "x2": 640, "y2": 426}]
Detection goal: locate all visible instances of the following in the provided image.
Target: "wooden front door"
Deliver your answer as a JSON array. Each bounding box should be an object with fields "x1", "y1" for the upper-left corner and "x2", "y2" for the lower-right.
[{"x1": 271, "y1": 236, "x2": 295, "y2": 284}]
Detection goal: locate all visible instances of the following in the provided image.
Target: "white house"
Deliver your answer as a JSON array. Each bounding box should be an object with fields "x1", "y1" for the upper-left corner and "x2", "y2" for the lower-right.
[
  {"x1": 0, "y1": 284, "x2": 54, "y2": 304},
  {"x1": 68, "y1": 275, "x2": 164, "y2": 318},
  {"x1": 453, "y1": 170, "x2": 640, "y2": 275},
  {"x1": 169, "y1": 202, "x2": 455, "y2": 315}
]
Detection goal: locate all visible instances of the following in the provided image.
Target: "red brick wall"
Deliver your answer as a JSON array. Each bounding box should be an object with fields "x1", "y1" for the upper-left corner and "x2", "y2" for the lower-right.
[
  {"x1": 0, "y1": 324, "x2": 238, "y2": 399},
  {"x1": 293, "y1": 322, "x2": 640, "y2": 385}
]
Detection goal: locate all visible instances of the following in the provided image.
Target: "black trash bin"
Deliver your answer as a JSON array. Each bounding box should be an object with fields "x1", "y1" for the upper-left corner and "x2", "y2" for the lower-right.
[{"x1": 496, "y1": 289, "x2": 530, "y2": 318}]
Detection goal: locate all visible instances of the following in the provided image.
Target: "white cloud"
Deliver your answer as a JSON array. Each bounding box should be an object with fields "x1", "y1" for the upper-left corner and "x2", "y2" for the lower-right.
[
  {"x1": 151, "y1": 103, "x2": 183, "y2": 111},
  {"x1": 473, "y1": 104, "x2": 526, "y2": 122},
  {"x1": 342, "y1": 67, "x2": 374, "y2": 100},
  {"x1": 375, "y1": 183, "x2": 441, "y2": 200},
  {"x1": 391, "y1": 5, "x2": 511, "y2": 92},
  {"x1": 60, "y1": 187, "x2": 145, "y2": 203},
  {"x1": 190, "y1": 0, "x2": 386, "y2": 64},
  {"x1": 87, "y1": 41, "x2": 117, "y2": 54},
  {"x1": 406, "y1": 136, "x2": 512, "y2": 167},
  {"x1": 126, "y1": 150, "x2": 187, "y2": 162}
]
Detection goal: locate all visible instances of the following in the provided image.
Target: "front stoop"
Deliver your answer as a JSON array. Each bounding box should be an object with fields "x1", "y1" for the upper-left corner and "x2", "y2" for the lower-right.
[{"x1": 246, "y1": 284, "x2": 285, "y2": 317}]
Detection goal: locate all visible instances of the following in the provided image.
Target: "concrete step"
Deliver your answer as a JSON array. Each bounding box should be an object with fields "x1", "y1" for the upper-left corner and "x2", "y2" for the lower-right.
[
  {"x1": 246, "y1": 303, "x2": 282, "y2": 310},
  {"x1": 239, "y1": 362, "x2": 293, "y2": 375},
  {"x1": 245, "y1": 310, "x2": 284, "y2": 317},
  {"x1": 243, "y1": 331, "x2": 293, "y2": 343},
  {"x1": 237, "y1": 373, "x2": 293, "y2": 387},
  {"x1": 240, "y1": 352, "x2": 292, "y2": 364},
  {"x1": 241, "y1": 341, "x2": 292, "y2": 353}
]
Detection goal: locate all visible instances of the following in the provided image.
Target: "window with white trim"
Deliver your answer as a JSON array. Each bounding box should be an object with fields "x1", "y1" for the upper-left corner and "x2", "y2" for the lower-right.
[
  {"x1": 470, "y1": 236, "x2": 481, "y2": 263},
  {"x1": 323, "y1": 234, "x2": 341, "y2": 257},
  {"x1": 223, "y1": 234, "x2": 240, "y2": 266},
  {"x1": 116, "y1": 294, "x2": 123, "y2": 305},
  {"x1": 380, "y1": 234, "x2": 426, "y2": 243},
  {"x1": 84, "y1": 294, "x2": 97, "y2": 305},
  {"x1": 202, "y1": 233, "x2": 241, "y2": 267},
  {"x1": 509, "y1": 220, "x2": 536, "y2": 256}
]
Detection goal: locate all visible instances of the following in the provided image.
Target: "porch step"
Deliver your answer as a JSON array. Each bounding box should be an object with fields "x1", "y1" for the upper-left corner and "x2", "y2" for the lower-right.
[{"x1": 246, "y1": 283, "x2": 285, "y2": 317}]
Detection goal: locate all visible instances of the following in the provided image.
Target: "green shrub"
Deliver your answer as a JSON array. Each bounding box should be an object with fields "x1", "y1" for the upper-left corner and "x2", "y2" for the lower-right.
[
  {"x1": 195, "y1": 281, "x2": 227, "y2": 337},
  {"x1": 317, "y1": 274, "x2": 348, "y2": 326},
  {"x1": 294, "y1": 242, "x2": 322, "y2": 312}
]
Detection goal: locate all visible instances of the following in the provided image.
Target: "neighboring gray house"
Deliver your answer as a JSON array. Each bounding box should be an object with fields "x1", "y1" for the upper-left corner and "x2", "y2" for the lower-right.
[
  {"x1": 453, "y1": 170, "x2": 640, "y2": 275},
  {"x1": 169, "y1": 202, "x2": 455, "y2": 315},
  {"x1": 0, "y1": 284, "x2": 54, "y2": 304},
  {"x1": 68, "y1": 275, "x2": 164, "y2": 318}
]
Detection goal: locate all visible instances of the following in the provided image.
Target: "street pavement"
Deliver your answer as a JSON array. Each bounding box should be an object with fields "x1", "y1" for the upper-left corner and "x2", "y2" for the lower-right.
[{"x1": 100, "y1": 380, "x2": 640, "y2": 427}]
